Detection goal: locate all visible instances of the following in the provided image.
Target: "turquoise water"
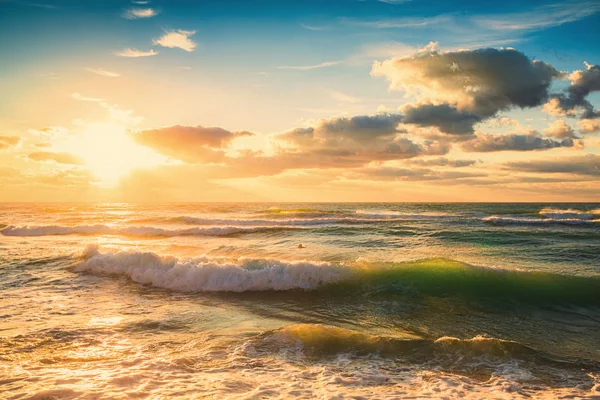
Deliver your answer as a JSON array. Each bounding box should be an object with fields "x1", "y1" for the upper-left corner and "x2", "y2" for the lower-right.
[{"x1": 1, "y1": 203, "x2": 599, "y2": 398}]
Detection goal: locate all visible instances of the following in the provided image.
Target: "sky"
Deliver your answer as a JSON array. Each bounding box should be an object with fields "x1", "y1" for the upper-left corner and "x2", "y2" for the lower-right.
[{"x1": 0, "y1": 0, "x2": 599, "y2": 202}]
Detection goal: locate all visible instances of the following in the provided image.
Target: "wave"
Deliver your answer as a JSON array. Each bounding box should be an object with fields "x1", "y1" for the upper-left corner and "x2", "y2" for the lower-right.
[
  {"x1": 0, "y1": 224, "x2": 304, "y2": 237},
  {"x1": 355, "y1": 210, "x2": 456, "y2": 219},
  {"x1": 248, "y1": 324, "x2": 600, "y2": 376},
  {"x1": 251, "y1": 324, "x2": 541, "y2": 360},
  {"x1": 130, "y1": 215, "x2": 408, "y2": 226},
  {"x1": 482, "y1": 215, "x2": 598, "y2": 226},
  {"x1": 73, "y1": 248, "x2": 600, "y2": 305},
  {"x1": 74, "y1": 245, "x2": 350, "y2": 292},
  {"x1": 539, "y1": 208, "x2": 600, "y2": 221}
]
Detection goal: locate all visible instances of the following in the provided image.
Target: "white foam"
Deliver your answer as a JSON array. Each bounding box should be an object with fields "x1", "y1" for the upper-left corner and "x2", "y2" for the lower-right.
[
  {"x1": 539, "y1": 208, "x2": 599, "y2": 220},
  {"x1": 482, "y1": 216, "x2": 597, "y2": 226},
  {"x1": 75, "y1": 245, "x2": 350, "y2": 292}
]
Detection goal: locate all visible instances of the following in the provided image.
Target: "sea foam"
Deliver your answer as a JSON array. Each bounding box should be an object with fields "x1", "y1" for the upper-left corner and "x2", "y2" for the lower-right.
[{"x1": 75, "y1": 245, "x2": 350, "y2": 292}]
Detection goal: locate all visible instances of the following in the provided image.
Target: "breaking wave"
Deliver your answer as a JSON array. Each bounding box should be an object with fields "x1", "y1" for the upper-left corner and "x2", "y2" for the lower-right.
[
  {"x1": 482, "y1": 215, "x2": 598, "y2": 226},
  {"x1": 75, "y1": 245, "x2": 350, "y2": 292},
  {"x1": 73, "y1": 247, "x2": 600, "y2": 305},
  {"x1": 539, "y1": 208, "x2": 600, "y2": 220}
]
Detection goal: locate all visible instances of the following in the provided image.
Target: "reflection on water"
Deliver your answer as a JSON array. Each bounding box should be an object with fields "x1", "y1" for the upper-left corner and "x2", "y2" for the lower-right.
[{"x1": 0, "y1": 203, "x2": 599, "y2": 398}]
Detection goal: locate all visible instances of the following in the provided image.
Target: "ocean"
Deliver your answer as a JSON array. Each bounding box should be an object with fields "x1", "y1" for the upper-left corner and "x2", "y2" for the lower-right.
[{"x1": 1, "y1": 203, "x2": 599, "y2": 399}]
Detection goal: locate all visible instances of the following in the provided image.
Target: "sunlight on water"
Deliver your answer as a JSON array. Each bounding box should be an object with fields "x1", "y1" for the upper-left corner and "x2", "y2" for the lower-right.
[{"x1": 0, "y1": 203, "x2": 599, "y2": 398}]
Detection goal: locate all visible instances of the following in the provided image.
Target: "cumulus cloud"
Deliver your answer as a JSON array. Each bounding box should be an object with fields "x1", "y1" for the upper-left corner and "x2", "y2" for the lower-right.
[
  {"x1": 153, "y1": 30, "x2": 197, "y2": 52},
  {"x1": 504, "y1": 154, "x2": 600, "y2": 176},
  {"x1": 86, "y1": 68, "x2": 120, "y2": 78},
  {"x1": 577, "y1": 118, "x2": 600, "y2": 133},
  {"x1": 28, "y1": 151, "x2": 84, "y2": 165},
  {"x1": 544, "y1": 119, "x2": 575, "y2": 139},
  {"x1": 123, "y1": 7, "x2": 159, "y2": 19},
  {"x1": 274, "y1": 113, "x2": 436, "y2": 162},
  {"x1": 460, "y1": 132, "x2": 576, "y2": 152},
  {"x1": 113, "y1": 48, "x2": 159, "y2": 57},
  {"x1": 0, "y1": 136, "x2": 20, "y2": 150},
  {"x1": 401, "y1": 103, "x2": 481, "y2": 134},
  {"x1": 372, "y1": 47, "x2": 560, "y2": 119},
  {"x1": 544, "y1": 62, "x2": 600, "y2": 118},
  {"x1": 132, "y1": 125, "x2": 254, "y2": 163}
]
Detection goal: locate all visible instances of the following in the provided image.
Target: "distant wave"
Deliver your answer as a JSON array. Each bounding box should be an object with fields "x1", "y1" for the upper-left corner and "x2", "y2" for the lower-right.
[
  {"x1": 0, "y1": 224, "x2": 305, "y2": 237},
  {"x1": 539, "y1": 208, "x2": 600, "y2": 221},
  {"x1": 73, "y1": 247, "x2": 600, "y2": 305},
  {"x1": 355, "y1": 210, "x2": 456, "y2": 219},
  {"x1": 75, "y1": 245, "x2": 350, "y2": 292},
  {"x1": 129, "y1": 215, "x2": 408, "y2": 226},
  {"x1": 482, "y1": 215, "x2": 598, "y2": 226}
]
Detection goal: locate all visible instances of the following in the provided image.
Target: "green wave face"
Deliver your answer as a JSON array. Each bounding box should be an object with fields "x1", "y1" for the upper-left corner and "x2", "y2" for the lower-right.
[{"x1": 327, "y1": 259, "x2": 600, "y2": 306}]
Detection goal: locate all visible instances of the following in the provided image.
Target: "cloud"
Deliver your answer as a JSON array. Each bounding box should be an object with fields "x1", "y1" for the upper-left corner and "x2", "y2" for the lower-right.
[
  {"x1": 132, "y1": 125, "x2": 254, "y2": 163},
  {"x1": 578, "y1": 118, "x2": 600, "y2": 133},
  {"x1": 278, "y1": 60, "x2": 341, "y2": 70},
  {"x1": 504, "y1": 154, "x2": 600, "y2": 176},
  {"x1": 345, "y1": 166, "x2": 485, "y2": 182},
  {"x1": 473, "y1": 1, "x2": 600, "y2": 32},
  {"x1": 460, "y1": 132, "x2": 577, "y2": 152},
  {"x1": 153, "y1": 30, "x2": 197, "y2": 52},
  {"x1": 401, "y1": 103, "x2": 481, "y2": 135},
  {"x1": 377, "y1": 0, "x2": 412, "y2": 3},
  {"x1": 71, "y1": 92, "x2": 103, "y2": 102},
  {"x1": 544, "y1": 119, "x2": 575, "y2": 139},
  {"x1": 300, "y1": 23, "x2": 326, "y2": 31},
  {"x1": 85, "y1": 68, "x2": 120, "y2": 78},
  {"x1": 123, "y1": 7, "x2": 159, "y2": 19},
  {"x1": 113, "y1": 48, "x2": 159, "y2": 57},
  {"x1": 0, "y1": 136, "x2": 20, "y2": 150},
  {"x1": 544, "y1": 62, "x2": 600, "y2": 118},
  {"x1": 28, "y1": 151, "x2": 84, "y2": 165},
  {"x1": 330, "y1": 91, "x2": 361, "y2": 103},
  {"x1": 278, "y1": 114, "x2": 404, "y2": 145},
  {"x1": 28, "y1": 126, "x2": 69, "y2": 138},
  {"x1": 372, "y1": 47, "x2": 560, "y2": 119},
  {"x1": 407, "y1": 157, "x2": 478, "y2": 168},
  {"x1": 341, "y1": 15, "x2": 449, "y2": 29}
]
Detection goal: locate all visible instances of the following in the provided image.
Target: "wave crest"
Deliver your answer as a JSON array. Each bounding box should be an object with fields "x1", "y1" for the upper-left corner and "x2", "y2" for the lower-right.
[{"x1": 75, "y1": 245, "x2": 350, "y2": 292}]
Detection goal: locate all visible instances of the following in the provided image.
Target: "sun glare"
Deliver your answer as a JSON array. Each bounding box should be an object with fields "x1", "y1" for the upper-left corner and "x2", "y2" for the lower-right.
[{"x1": 65, "y1": 122, "x2": 166, "y2": 184}]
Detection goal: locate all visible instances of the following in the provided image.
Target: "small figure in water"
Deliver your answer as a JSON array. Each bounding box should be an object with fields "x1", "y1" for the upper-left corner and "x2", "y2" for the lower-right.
[{"x1": 298, "y1": 244, "x2": 305, "y2": 249}]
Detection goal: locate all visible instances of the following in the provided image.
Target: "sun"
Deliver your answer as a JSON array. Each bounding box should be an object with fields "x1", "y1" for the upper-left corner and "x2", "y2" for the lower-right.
[{"x1": 64, "y1": 122, "x2": 166, "y2": 184}]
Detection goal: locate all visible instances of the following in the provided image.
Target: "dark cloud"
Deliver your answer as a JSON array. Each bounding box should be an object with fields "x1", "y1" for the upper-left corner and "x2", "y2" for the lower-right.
[
  {"x1": 0, "y1": 136, "x2": 20, "y2": 150},
  {"x1": 275, "y1": 113, "x2": 440, "y2": 165},
  {"x1": 545, "y1": 63, "x2": 600, "y2": 118},
  {"x1": 504, "y1": 154, "x2": 600, "y2": 176},
  {"x1": 402, "y1": 104, "x2": 481, "y2": 134},
  {"x1": 132, "y1": 125, "x2": 254, "y2": 163},
  {"x1": 373, "y1": 47, "x2": 561, "y2": 119},
  {"x1": 278, "y1": 114, "x2": 404, "y2": 145},
  {"x1": 28, "y1": 151, "x2": 84, "y2": 165},
  {"x1": 460, "y1": 132, "x2": 577, "y2": 152}
]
